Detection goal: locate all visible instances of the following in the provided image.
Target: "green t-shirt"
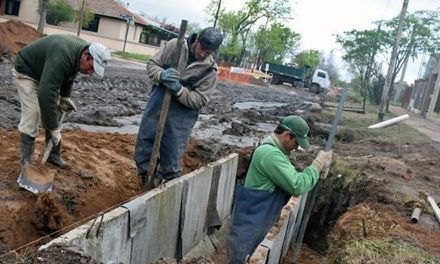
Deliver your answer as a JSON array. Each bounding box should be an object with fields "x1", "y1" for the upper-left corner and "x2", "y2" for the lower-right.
[{"x1": 244, "y1": 134, "x2": 319, "y2": 196}]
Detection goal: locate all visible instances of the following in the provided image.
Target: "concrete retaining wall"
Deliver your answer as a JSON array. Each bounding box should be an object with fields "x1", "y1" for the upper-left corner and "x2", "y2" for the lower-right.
[
  {"x1": 40, "y1": 152, "x2": 305, "y2": 264},
  {"x1": 249, "y1": 197, "x2": 302, "y2": 263},
  {"x1": 40, "y1": 154, "x2": 238, "y2": 264}
]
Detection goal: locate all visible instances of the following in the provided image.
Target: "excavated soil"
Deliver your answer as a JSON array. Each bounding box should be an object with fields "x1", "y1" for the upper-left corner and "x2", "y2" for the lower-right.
[
  {"x1": 0, "y1": 20, "x2": 42, "y2": 62},
  {"x1": 1, "y1": 20, "x2": 440, "y2": 263}
]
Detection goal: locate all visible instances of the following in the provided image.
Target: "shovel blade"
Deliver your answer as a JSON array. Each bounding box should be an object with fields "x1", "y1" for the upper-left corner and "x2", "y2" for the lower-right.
[{"x1": 17, "y1": 165, "x2": 54, "y2": 194}]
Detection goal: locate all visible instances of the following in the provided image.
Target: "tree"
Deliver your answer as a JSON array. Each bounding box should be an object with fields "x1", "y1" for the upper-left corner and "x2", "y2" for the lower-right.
[
  {"x1": 37, "y1": 0, "x2": 49, "y2": 33},
  {"x1": 380, "y1": 10, "x2": 440, "y2": 109},
  {"x1": 75, "y1": 1, "x2": 94, "y2": 30},
  {"x1": 216, "y1": 0, "x2": 291, "y2": 65},
  {"x1": 294, "y1": 50, "x2": 320, "y2": 68},
  {"x1": 337, "y1": 10, "x2": 440, "y2": 108},
  {"x1": 205, "y1": 0, "x2": 224, "y2": 28},
  {"x1": 46, "y1": 0, "x2": 74, "y2": 26},
  {"x1": 336, "y1": 27, "x2": 389, "y2": 105},
  {"x1": 253, "y1": 23, "x2": 300, "y2": 65}
]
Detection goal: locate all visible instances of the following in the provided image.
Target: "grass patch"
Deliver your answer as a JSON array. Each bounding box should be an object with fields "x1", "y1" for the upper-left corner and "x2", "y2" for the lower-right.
[
  {"x1": 340, "y1": 104, "x2": 431, "y2": 145},
  {"x1": 112, "y1": 51, "x2": 151, "y2": 62},
  {"x1": 329, "y1": 238, "x2": 440, "y2": 264}
]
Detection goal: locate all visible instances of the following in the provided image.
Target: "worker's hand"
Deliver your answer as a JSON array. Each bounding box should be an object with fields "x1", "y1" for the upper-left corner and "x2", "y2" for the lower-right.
[
  {"x1": 59, "y1": 97, "x2": 77, "y2": 113},
  {"x1": 163, "y1": 79, "x2": 182, "y2": 95},
  {"x1": 160, "y1": 68, "x2": 180, "y2": 84},
  {"x1": 50, "y1": 128, "x2": 62, "y2": 146},
  {"x1": 312, "y1": 150, "x2": 333, "y2": 173}
]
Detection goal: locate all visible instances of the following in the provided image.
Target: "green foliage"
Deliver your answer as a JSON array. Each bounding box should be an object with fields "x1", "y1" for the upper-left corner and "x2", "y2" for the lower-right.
[
  {"x1": 294, "y1": 49, "x2": 320, "y2": 68},
  {"x1": 215, "y1": 0, "x2": 292, "y2": 65},
  {"x1": 337, "y1": 10, "x2": 440, "y2": 107},
  {"x1": 253, "y1": 23, "x2": 300, "y2": 64},
  {"x1": 75, "y1": 1, "x2": 94, "y2": 29},
  {"x1": 46, "y1": 0, "x2": 74, "y2": 26},
  {"x1": 369, "y1": 74, "x2": 384, "y2": 105}
]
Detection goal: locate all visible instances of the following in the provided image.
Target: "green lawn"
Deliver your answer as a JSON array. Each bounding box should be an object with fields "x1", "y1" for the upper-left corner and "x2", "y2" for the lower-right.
[{"x1": 112, "y1": 51, "x2": 151, "y2": 62}]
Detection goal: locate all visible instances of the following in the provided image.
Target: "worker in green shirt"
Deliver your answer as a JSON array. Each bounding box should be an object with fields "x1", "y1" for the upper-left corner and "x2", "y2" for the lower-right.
[
  {"x1": 13, "y1": 34, "x2": 111, "y2": 193},
  {"x1": 227, "y1": 115, "x2": 333, "y2": 263}
]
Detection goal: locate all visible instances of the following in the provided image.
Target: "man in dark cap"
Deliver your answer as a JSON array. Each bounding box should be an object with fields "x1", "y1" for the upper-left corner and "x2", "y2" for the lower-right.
[
  {"x1": 227, "y1": 115, "x2": 333, "y2": 263},
  {"x1": 135, "y1": 27, "x2": 223, "y2": 185}
]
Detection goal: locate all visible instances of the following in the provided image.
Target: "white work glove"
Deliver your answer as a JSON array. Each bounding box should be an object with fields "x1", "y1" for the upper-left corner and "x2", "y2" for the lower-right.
[
  {"x1": 50, "y1": 128, "x2": 62, "y2": 146},
  {"x1": 312, "y1": 150, "x2": 333, "y2": 175},
  {"x1": 59, "y1": 97, "x2": 77, "y2": 113}
]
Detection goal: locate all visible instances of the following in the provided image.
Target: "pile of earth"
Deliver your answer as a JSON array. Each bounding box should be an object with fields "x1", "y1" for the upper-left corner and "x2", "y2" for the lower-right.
[{"x1": 0, "y1": 20, "x2": 42, "y2": 62}]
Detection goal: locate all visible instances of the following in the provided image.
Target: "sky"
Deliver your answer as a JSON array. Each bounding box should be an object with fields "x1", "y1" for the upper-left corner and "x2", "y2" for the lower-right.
[{"x1": 125, "y1": 0, "x2": 440, "y2": 83}]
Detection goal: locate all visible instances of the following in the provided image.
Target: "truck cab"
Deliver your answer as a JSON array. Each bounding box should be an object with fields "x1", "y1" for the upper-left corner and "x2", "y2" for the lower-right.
[{"x1": 309, "y1": 69, "x2": 330, "y2": 94}]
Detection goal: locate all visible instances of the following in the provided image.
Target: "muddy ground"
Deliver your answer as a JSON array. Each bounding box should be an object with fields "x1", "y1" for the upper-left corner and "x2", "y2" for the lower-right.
[{"x1": 1, "y1": 20, "x2": 440, "y2": 264}]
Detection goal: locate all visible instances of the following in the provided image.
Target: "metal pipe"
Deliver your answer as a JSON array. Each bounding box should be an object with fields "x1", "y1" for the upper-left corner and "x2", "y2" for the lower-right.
[
  {"x1": 427, "y1": 196, "x2": 440, "y2": 225},
  {"x1": 368, "y1": 114, "x2": 409, "y2": 129},
  {"x1": 411, "y1": 207, "x2": 421, "y2": 224}
]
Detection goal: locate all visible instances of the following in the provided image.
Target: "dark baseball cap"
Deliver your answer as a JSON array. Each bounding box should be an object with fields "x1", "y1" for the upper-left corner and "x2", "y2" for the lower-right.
[{"x1": 199, "y1": 27, "x2": 223, "y2": 51}]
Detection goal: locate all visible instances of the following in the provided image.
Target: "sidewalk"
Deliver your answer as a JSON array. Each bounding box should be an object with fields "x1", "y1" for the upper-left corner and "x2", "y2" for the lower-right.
[{"x1": 390, "y1": 106, "x2": 440, "y2": 143}]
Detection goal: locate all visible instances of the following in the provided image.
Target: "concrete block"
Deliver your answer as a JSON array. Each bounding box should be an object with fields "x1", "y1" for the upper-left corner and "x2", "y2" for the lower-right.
[
  {"x1": 212, "y1": 154, "x2": 238, "y2": 220},
  {"x1": 248, "y1": 245, "x2": 269, "y2": 264},
  {"x1": 130, "y1": 180, "x2": 183, "y2": 264},
  {"x1": 264, "y1": 204, "x2": 291, "y2": 264},
  {"x1": 281, "y1": 197, "x2": 300, "y2": 257},
  {"x1": 180, "y1": 166, "x2": 214, "y2": 256},
  {"x1": 39, "y1": 207, "x2": 132, "y2": 264}
]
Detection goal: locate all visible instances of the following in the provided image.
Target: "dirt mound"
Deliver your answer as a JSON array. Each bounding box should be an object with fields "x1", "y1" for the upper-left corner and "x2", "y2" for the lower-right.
[
  {"x1": 0, "y1": 20, "x2": 42, "y2": 61},
  {"x1": 0, "y1": 128, "x2": 221, "y2": 254},
  {"x1": 330, "y1": 202, "x2": 440, "y2": 260}
]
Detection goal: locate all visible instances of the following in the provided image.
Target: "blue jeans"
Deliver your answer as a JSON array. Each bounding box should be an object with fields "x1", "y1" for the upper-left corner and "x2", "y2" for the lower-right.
[{"x1": 134, "y1": 84, "x2": 199, "y2": 180}]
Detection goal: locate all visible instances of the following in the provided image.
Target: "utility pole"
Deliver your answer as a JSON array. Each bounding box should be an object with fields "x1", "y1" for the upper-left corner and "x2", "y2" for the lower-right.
[
  {"x1": 378, "y1": 0, "x2": 409, "y2": 121},
  {"x1": 121, "y1": 14, "x2": 133, "y2": 52},
  {"x1": 77, "y1": 0, "x2": 85, "y2": 36}
]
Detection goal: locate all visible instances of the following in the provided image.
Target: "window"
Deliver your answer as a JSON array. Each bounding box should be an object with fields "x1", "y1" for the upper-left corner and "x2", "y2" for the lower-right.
[
  {"x1": 5, "y1": 0, "x2": 20, "y2": 16},
  {"x1": 139, "y1": 25, "x2": 177, "y2": 46},
  {"x1": 317, "y1": 71, "x2": 327, "y2": 79},
  {"x1": 82, "y1": 15, "x2": 100, "y2": 32}
]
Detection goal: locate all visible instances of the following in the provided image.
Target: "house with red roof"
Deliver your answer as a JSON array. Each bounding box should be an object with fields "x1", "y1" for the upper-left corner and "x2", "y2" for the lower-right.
[{"x1": 0, "y1": 0, "x2": 177, "y2": 55}]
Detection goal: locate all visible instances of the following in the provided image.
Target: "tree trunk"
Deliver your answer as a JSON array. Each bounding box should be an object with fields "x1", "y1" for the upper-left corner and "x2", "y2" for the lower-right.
[{"x1": 37, "y1": 0, "x2": 49, "y2": 34}]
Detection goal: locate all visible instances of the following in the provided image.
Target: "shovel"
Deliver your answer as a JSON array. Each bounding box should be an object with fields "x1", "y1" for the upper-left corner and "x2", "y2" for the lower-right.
[{"x1": 16, "y1": 112, "x2": 65, "y2": 194}]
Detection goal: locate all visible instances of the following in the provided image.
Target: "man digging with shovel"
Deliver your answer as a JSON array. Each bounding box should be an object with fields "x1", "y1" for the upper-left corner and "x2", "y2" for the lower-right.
[{"x1": 13, "y1": 34, "x2": 111, "y2": 194}]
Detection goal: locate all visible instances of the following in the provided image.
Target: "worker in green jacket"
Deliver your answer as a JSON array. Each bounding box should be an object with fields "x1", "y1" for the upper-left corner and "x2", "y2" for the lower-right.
[
  {"x1": 227, "y1": 115, "x2": 333, "y2": 263},
  {"x1": 13, "y1": 34, "x2": 111, "y2": 172}
]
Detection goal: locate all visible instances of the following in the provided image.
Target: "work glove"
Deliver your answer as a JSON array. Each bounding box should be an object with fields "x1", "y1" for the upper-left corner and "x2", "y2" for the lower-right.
[
  {"x1": 311, "y1": 150, "x2": 333, "y2": 174},
  {"x1": 50, "y1": 128, "x2": 62, "y2": 146},
  {"x1": 160, "y1": 68, "x2": 180, "y2": 84},
  {"x1": 59, "y1": 97, "x2": 77, "y2": 113},
  {"x1": 163, "y1": 79, "x2": 183, "y2": 95}
]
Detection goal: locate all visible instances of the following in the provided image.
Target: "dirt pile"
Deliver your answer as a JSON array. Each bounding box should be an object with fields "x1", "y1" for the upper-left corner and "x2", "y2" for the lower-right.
[{"x1": 0, "y1": 20, "x2": 42, "y2": 62}]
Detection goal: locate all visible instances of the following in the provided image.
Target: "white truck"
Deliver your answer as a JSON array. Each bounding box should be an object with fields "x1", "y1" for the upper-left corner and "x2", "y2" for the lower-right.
[{"x1": 308, "y1": 69, "x2": 331, "y2": 94}]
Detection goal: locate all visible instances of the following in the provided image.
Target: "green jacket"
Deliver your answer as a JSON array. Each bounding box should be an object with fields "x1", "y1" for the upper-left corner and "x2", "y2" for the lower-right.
[
  {"x1": 244, "y1": 134, "x2": 320, "y2": 196},
  {"x1": 14, "y1": 34, "x2": 89, "y2": 130}
]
